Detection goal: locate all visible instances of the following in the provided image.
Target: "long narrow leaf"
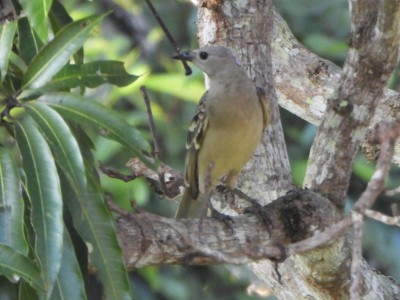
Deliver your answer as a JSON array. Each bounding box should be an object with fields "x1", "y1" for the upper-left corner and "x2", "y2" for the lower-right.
[
  {"x1": 50, "y1": 228, "x2": 87, "y2": 300},
  {"x1": 42, "y1": 61, "x2": 138, "y2": 91},
  {"x1": 48, "y1": 1, "x2": 73, "y2": 33},
  {"x1": 17, "y1": 17, "x2": 43, "y2": 64},
  {"x1": 19, "y1": 0, "x2": 53, "y2": 42},
  {"x1": 0, "y1": 20, "x2": 17, "y2": 82},
  {"x1": 26, "y1": 102, "x2": 86, "y2": 191},
  {"x1": 0, "y1": 244, "x2": 44, "y2": 291},
  {"x1": 39, "y1": 93, "x2": 154, "y2": 167},
  {"x1": 49, "y1": 0, "x2": 84, "y2": 65},
  {"x1": 15, "y1": 118, "x2": 64, "y2": 296},
  {"x1": 0, "y1": 148, "x2": 28, "y2": 255},
  {"x1": 22, "y1": 14, "x2": 106, "y2": 89},
  {"x1": 26, "y1": 102, "x2": 132, "y2": 298},
  {"x1": 60, "y1": 169, "x2": 133, "y2": 300}
]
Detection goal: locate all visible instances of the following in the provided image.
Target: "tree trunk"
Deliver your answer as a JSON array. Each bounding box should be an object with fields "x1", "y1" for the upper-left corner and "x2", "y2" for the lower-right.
[
  {"x1": 113, "y1": 1, "x2": 400, "y2": 299},
  {"x1": 192, "y1": 0, "x2": 400, "y2": 298}
]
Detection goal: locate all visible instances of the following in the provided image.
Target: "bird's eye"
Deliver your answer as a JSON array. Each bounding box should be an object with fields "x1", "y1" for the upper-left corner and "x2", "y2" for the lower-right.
[{"x1": 199, "y1": 51, "x2": 208, "y2": 60}]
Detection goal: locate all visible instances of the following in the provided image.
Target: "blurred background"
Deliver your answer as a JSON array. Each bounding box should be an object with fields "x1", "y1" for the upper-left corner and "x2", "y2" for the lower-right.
[{"x1": 63, "y1": 0, "x2": 400, "y2": 299}]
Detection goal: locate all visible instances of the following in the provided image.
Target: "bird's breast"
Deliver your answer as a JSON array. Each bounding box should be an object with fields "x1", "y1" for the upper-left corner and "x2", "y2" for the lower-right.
[{"x1": 207, "y1": 87, "x2": 261, "y2": 127}]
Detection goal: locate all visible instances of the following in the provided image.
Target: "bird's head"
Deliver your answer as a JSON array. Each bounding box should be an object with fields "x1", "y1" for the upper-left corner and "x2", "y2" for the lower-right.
[{"x1": 173, "y1": 46, "x2": 241, "y2": 78}]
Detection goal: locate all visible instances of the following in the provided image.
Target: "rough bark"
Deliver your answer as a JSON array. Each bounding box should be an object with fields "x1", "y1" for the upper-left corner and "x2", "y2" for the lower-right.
[
  {"x1": 110, "y1": 0, "x2": 400, "y2": 299},
  {"x1": 304, "y1": 0, "x2": 400, "y2": 206},
  {"x1": 271, "y1": 11, "x2": 400, "y2": 165},
  {"x1": 191, "y1": 0, "x2": 400, "y2": 299},
  {"x1": 118, "y1": 190, "x2": 341, "y2": 268},
  {"x1": 272, "y1": 12, "x2": 398, "y2": 118}
]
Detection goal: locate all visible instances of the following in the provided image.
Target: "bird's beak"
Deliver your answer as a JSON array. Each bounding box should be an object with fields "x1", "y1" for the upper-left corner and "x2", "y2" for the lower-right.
[{"x1": 172, "y1": 51, "x2": 193, "y2": 62}]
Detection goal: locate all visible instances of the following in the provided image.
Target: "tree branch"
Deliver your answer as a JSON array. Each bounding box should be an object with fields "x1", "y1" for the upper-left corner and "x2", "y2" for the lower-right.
[
  {"x1": 116, "y1": 190, "x2": 342, "y2": 268},
  {"x1": 271, "y1": 10, "x2": 400, "y2": 166},
  {"x1": 170, "y1": 1, "x2": 400, "y2": 298},
  {"x1": 303, "y1": 0, "x2": 400, "y2": 206},
  {"x1": 350, "y1": 121, "x2": 400, "y2": 298},
  {"x1": 363, "y1": 209, "x2": 400, "y2": 226}
]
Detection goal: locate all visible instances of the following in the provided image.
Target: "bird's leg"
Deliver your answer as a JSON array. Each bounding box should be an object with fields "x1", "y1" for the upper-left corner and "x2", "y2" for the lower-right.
[
  {"x1": 231, "y1": 188, "x2": 273, "y2": 232},
  {"x1": 232, "y1": 188, "x2": 259, "y2": 206},
  {"x1": 245, "y1": 203, "x2": 272, "y2": 233},
  {"x1": 216, "y1": 184, "x2": 236, "y2": 207},
  {"x1": 210, "y1": 205, "x2": 234, "y2": 234},
  {"x1": 203, "y1": 188, "x2": 233, "y2": 233},
  {"x1": 218, "y1": 185, "x2": 260, "y2": 211}
]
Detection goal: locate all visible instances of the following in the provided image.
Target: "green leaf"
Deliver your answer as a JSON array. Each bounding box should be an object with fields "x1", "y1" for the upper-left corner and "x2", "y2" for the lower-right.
[
  {"x1": 9, "y1": 51, "x2": 27, "y2": 74},
  {"x1": 26, "y1": 102, "x2": 132, "y2": 299},
  {"x1": 17, "y1": 17, "x2": 44, "y2": 64},
  {"x1": 0, "y1": 148, "x2": 28, "y2": 255},
  {"x1": 0, "y1": 244, "x2": 44, "y2": 291},
  {"x1": 39, "y1": 93, "x2": 154, "y2": 167},
  {"x1": 26, "y1": 102, "x2": 86, "y2": 192},
  {"x1": 15, "y1": 118, "x2": 64, "y2": 296},
  {"x1": 0, "y1": 20, "x2": 17, "y2": 82},
  {"x1": 19, "y1": 0, "x2": 53, "y2": 42},
  {"x1": 42, "y1": 61, "x2": 138, "y2": 92},
  {"x1": 50, "y1": 229, "x2": 87, "y2": 300},
  {"x1": 49, "y1": 0, "x2": 83, "y2": 65},
  {"x1": 48, "y1": 0, "x2": 73, "y2": 33},
  {"x1": 60, "y1": 171, "x2": 133, "y2": 300},
  {"x1": 1, "y1": 52, "x2": 26, "y2": 94},
  {"x1": 22, "y1": 14, "x2": 106, "y2": 89}
]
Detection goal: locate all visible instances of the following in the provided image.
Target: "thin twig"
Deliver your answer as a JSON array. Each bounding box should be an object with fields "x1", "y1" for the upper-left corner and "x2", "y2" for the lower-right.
[
  {"x1": 99, "y1": 161, "x2": 137, "y2": 182},
  {"x1": 125, "y1": 158, "x2": 184, "y2": 199},
  {"x1": 282, "y1": 121, "x2": 400, "y2": 298},
  {"x1": 157, "y1": 172, "x2": 179, "y2": 199},
  {"x1": 350, "y1": 212, "x2": 363, "y2": 300},
  {"x1": 105, "y1": 194, "x2": 130, "y2": 216},
  {"x1": 286, "y1": 217, "x2": 352, "y2": 255},
  {"x1": 233, "y1": 188, "x2": 259, "y2": 207},
  {"x1": 349, "y1": 121, "x2": 400, "y2": 299},
  {"x1": 140, "y1": 86, "x2": 160, "y2": 158},
  {"x1": 143, "y1": 0, "x2": 192, "y2": 75},
  {"x1": 391, "y1": 203, "x2": 399, "y2": 216},
  {"x1": 353, "y1": 121, "x2": 400, "y2": 212},
  {"x1": 364, "y1": 209, "x2": 400, "y2": 226},
  {"x1": 385, "y1": 186, "x2": 400, "y2": 196}
]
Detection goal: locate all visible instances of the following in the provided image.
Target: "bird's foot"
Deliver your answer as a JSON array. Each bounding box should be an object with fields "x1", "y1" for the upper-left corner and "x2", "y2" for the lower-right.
[
  {"x1": 210, "y1": 207, "x2": 234, "y2": 234},
  {"x1": 216, "y1": 184, "x2": 236, "y2": 207},
  {"x1": 241, "y1": 196, "x2": 272, "y2": 232},
  {"x1": 232, "y1": 188, "x2": 259, "y2": 206}
]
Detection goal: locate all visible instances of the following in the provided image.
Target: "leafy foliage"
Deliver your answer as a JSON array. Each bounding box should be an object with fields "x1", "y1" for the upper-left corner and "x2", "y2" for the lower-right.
[
  {"x1": 1, "y1": 0, "x2": 399, "y2": 299},
  {"x1": 0, "y1": 1, "x2": 150, "y2": 298}
]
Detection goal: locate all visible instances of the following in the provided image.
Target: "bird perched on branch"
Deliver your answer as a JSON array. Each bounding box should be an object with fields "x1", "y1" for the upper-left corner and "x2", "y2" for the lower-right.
[{"x1": 173, "y1": 45, "x2": 271, "y2": 218}]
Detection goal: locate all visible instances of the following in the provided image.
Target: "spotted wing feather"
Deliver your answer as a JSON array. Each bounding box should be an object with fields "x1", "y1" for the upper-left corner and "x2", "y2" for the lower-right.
[{"x1": 184, "y1": 91, "x2": 209, "y2": 200}]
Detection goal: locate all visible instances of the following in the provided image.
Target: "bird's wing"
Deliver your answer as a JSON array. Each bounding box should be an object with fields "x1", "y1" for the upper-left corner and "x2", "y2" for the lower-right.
[
  {"x1": 184, "y1": 91, "x2": 209, "y2": 200},
  {"x1": 256, "y1": 86, "x2": 271, "y2": 129}
]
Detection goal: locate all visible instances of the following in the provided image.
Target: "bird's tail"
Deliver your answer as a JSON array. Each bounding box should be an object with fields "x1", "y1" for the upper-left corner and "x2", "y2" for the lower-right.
[{"x1": 175, "y1": 188, "x2": 208, "y2": 218}]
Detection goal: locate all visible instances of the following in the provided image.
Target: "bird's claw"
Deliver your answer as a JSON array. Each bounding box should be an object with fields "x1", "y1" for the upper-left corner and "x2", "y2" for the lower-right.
[{"x1": 211, "y1": 208, "x2": 234, "y2": 234}]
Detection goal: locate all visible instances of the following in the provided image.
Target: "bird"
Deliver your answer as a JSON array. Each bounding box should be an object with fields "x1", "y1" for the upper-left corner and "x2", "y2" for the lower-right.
[{"x1": 173, "y1": 45, "x2": 271, "y2": 218}]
